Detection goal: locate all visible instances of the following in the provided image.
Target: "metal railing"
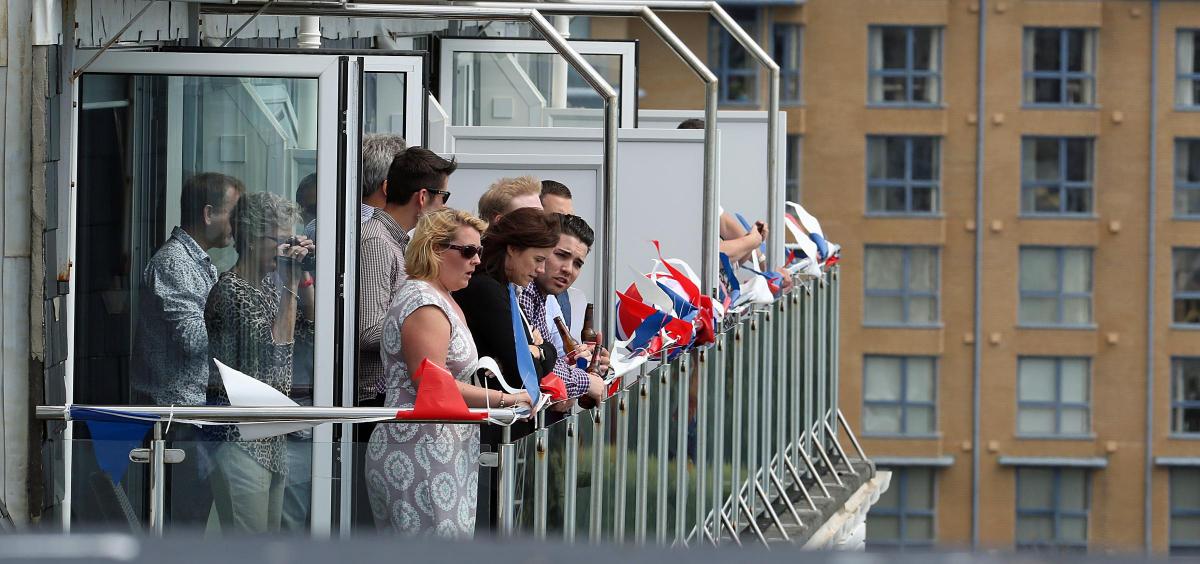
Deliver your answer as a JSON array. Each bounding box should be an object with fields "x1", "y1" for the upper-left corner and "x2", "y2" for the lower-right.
[{"x1": 38, "y1": 267, "x2": 870, "y2": 546}]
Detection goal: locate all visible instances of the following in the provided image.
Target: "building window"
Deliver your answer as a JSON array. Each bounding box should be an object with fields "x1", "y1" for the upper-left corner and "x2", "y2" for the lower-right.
[
  {"x1": 1023, "y1": 28, "x2": 1096, "y2": 106},
  {"x1": 786, "y1": 135, "x2": 802, "y2": 203},
  {"x1": 864, "y1": 245, "x2": 939, "y2": 326},
  {"x1": 1172, "y1": 357, "x2": 1200, "y2": 435},
  {"x1": 1015, "y1": 467, "x2": 1089, "y2": 551},
  {"x1": 773, "y1": 24, "x2": 802, "y2": 104},
  {"x1": 1175, "y1": 248, "x2": 1200, "y2": 325},
  {"x1": 862, "y1": 356, "x2": 936, "y2": 435},
  {"x1": 1021, "y1": 137, "x2": 1094, "y2": 216},
  {"x1": 1017, "y1": 357, "x2": 1090, "y2": 436},
  {"x1": 866, "y1": 467, "x2": 936, "y2": 548},
  {"x1": 1171, "y1": 468, "x2": 1200, "y2": 555},
  {"x1": 1176, "y1": 139, "x2": 1200, "y2": 217},
  {"x1": 867, "y1": 136, "x2": 940, "y2": 215},
  {"x1": 868, "y1": 26, "x2": 942, "y2": 105},
  {"x1": 710, "y1": 8, "x2": 759, "y2": 105},
  {"x1": 1177, "y1": 30, "x2": 1200, "y2": 107},
  {"x1": 1019, "y1": 247, "x2": 1093, "y2": 326}
]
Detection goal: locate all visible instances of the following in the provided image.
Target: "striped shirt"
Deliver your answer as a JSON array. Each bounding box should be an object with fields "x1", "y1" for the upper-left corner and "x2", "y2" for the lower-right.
[
  {"x1": 359, "y1": 209, "x2": 410, "y2": 401},
  {"x1": 519, "y1": 283, "x2": 590, "y2": 399}
]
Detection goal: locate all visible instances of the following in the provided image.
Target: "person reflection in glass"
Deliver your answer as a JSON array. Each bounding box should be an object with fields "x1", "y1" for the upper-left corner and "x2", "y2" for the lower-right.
[
  {"x1": 132, "y1": 172, "x2": 243, "y2": 529},
  {"x1": 205, "y1": 191, "x2": 315, "y2": 533}
]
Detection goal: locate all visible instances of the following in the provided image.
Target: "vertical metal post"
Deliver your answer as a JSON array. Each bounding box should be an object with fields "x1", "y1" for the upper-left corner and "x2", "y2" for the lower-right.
[
  {"x1": 614, "y1": 389, "x2": 630, "y2": 544},
  {"x1": 791, "y1": 291, "x2": 802, "y2": 472},
  {"x1": 564, "y1": 413, "x2": 579, "y2": 543},
  {"x1": 829, "y1": 269, "x2": 840, "y2": 435},
  {"x1": 534, "y1": 413, "x2": 549, "y2": 539},
  {"x1": 776, "y1": 299, "x2": 789, "y2": 489},
  {"x1": 589, "y1": 402, "x2": 605, "y2": 543},
  {"x1": 694, "y1": 348, "x2": 709, "y2": 544},
  {"x1": 729, "y1": 324, "x2": 744, "y2": 531},
  {"x1": 761, "y1": 308, "x2": 774, "y2": 503},
  {"x1": 711, "y1": 333, "x2": 726, "y2": 544},
  {"x1": 498, "y1": 427, "x2": 517, "y2": 536},
  {"x1": 803, "y1": 285, "x2": 814, "y2": 458},
  {"x1": 746, "y1": 314, "x2": 760, "y2": 518},
  {"x1": 656, "y1": 354, "x2": 671, "y2": 544},
  {"x1": 148, "y1": 422, "x2": 166, "y2": 536},
  {"x1": 635, "y1": 369, "x2": 651, "y2": 545},
  {"x1": 674, "y1": 354, "x2": 690, "y2": 544},
  {"x1": 816, "y1": 280, "x2": 827, "y2": 453}
]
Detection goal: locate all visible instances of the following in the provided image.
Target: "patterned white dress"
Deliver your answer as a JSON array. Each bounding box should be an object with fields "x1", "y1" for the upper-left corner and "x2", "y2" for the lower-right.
[{"x1": 365, "y1": 279, "x2": 481, "y2": 538}]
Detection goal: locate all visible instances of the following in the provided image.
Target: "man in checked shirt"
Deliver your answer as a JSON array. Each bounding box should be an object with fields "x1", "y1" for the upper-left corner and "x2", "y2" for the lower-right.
[{"x1": 517, "y1": 213, "x2": 610, "y2": 411}]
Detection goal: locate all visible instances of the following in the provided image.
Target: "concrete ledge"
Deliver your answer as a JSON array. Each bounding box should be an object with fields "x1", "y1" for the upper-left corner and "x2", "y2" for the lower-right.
[{"x1": 801, "y1": 470, "x2": 891, "y2": 550}]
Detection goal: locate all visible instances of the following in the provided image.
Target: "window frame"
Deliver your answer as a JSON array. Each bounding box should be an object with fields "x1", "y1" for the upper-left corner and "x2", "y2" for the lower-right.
[
  {"x1": 1176, "y1": 29, "x2": 1200, "y2": 110},
  {"x1": 1170, "y1": 467, "x2": 1200, "y2": 554},
  {"x1": 1016, "y1": 356, "x2": 1092, "y2": 438},
  {"x1": 772, "y1": 23, "x2": 803, "y2": 105},
  {"x1": 1171, "y1": 357, "x2": 1200, "y2": 436},
  {"x1": 1018, "y1": 246, "x2": 1095, "y2": 328},
  {"x1": 863, "y1": 244, "x2": 942, "y2": 328},
  {"x1": 1020, "y1": 136, "x2": 1096, "y2": 217},
  {"x1": 1022, "y1": 27, "x2": 1098, "y2": 108},
  {"x1": 866, "y1": 135, "x2": 941, "y2": 216},
  {"x1": 786, "y1": 134, "x2": 803, "y2": 203},
  {"x1": 710, "y1": 7, "x2": 761, "y2": 106},
  {"x1": 866, "y1": 466, "x2": 938, "y2": 549},
  {"x1": 862, "y1": 355, "x2": 939, "y2": 437},
  {"x1": 1015, "y1": 467, "x2": 1091, "y2": 551},
  {"x1": 1173, "y1": 247, "x2": 1200, "y2": 326},
  {"x1": 867, "y1": 25, "x2": 944, "y2": 107},
  {"x1": 1177, "y1": 138, "x2": 1200, "y2": 218}
]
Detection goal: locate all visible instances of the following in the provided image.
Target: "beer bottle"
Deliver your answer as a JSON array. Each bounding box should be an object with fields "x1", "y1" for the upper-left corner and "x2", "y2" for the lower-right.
[
  {"x1": 553, "y1": 316, "x2": 578, "y2": 356},
  {"x1": 580, "y1": 303, "x2": 597, "y2": 343}
]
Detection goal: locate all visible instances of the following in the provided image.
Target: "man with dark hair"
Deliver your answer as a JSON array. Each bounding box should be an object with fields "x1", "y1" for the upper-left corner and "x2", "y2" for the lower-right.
[
  {"x1": 524, "y1": 213, "x2": 608, "y2": 407},
  {"x1": 540, "y1": 179, "x2": 574, "y2": 215},
  {"x1": 358, "y1": 146, "x2": 456, "y2": 406},
  {"x1": 677, "y1": 118, "x2": 705, "y2": 130},
  {"x1": 133, "y1": 171, "x2": 244, "y2": 527}
]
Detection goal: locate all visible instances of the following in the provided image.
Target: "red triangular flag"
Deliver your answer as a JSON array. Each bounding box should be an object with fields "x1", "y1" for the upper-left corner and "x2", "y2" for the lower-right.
[
  {"x1": 396, "y1": 359, "x2": 487, "y2": 420},
  {"x1": 652, "y1": 240, "x2": 701, "y2": 301},
  {"x1": 540, "y1": 373, "x2": 568, "y2": 402}
]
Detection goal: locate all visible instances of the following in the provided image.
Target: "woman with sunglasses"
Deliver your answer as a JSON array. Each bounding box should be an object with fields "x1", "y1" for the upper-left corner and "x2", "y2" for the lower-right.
[
  {"x1": 204, "y1": 191, "x2": 315, "y2": 533},
  {"x1": 365, "y1": 208, "x2": 531, "y2": 538}
]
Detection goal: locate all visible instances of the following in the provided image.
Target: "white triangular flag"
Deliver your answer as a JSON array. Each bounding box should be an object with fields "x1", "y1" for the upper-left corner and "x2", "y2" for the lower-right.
[{"x1": 214, "y1": 358, "x2": 313, "y2": 441}]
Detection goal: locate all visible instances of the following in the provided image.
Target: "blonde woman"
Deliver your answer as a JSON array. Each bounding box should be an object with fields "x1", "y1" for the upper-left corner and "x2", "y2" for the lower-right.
[{"x1": 365, "y1": 208, "x2": 531, "y2": 538}]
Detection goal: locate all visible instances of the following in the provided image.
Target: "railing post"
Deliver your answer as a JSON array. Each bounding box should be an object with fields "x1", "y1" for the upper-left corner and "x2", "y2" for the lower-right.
[
  {"x1": 589, "y1": 402, "x2": 605, "y2": 543},
  {"x1": 694, "y1": 347, "x2": 709, "y2": 544},
  {"x1": 674, "y1": 353, "x2": 690, "y2": 545},
  {"x1": 656, "y1": 351, "x2": 671, "y2": 545},
  {"x1": 635, "y1": 367, "x2": 651, "y2": 545},
  {"x1": 711, "y1": 332, "x2": 727, "y2": 544},
  {"x1": 614, "y1": 386, "x2": 630, "y2": 544},
  {"x1": 761, "y1": 307, "x2": 774, "y2": 505},
  {"x1": 564, "y1": 412, "x2": 579, "y2": 543},
  {"x1": 534, "y1": 412, "x2": 549, "y2": 539},
  {"x1": 498, "y1": 427, "x2": 517, "y2": 536},
  {"x1": 746, "y1": 314, "x2": 760, "y2": 518},
  {"x1": 729, "y1": 323, "x2": 744, "y2": 532},
  {"x1": 148, "y1": 422, "x2": 166, "y2": 536}
]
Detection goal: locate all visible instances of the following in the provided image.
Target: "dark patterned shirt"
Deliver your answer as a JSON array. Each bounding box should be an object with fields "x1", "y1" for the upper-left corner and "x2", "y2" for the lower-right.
[
  {"x1": 205, "y1": 271, "x2": 315, "y2": 474},
  {"x1": 133, "y1": 227, "x2": 218, "y2": 406},
  {"x1": 518, "y1": 283, "x2": 589, "y2": 398}
]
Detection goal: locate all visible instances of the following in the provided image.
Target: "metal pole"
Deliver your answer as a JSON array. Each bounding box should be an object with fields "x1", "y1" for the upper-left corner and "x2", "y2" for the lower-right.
[
  {"x1": 635, "y1": 369, "x2": 651, "y2": 545},
  {"x1": 589, "y1": 402, "x2": 605, "y2": 543},
  {"x1": 534, "y1": 413, "x2": 549, "y2": 539},
  {"x1": 148, "y1": 422, "x2": 166, "y2": 536},
  {"x1": 674, "y1": 354, "x2": 690, "y2": 545},
  {"x1": 565, "y1": 413, "x2": 579, "y2": 543},
  {"x1": 498, "y1": 428, "x2": 517, "y2": 536},
  {"x1": 614, "y1": 389, "x2": 630, "y2": 544},
  {"x1": 729, "y1": 324, "x2": 744, "y2": 532},
  {"x1": 761, "y1": 308, "x2": 773, "y2": 504},
  {"x1": 656, "y1": 354, "x2": 671, "y2": 544},
  {"x1": 556, "y1": 0, "x2": 781, "y2": 271},
  {"x1": 694, "y1": 348, "x2": 709, "y2": 544},
  {"x1": 711, "y1": 332, "x2": 727, "y2": 544},
  {"x1": 746, "y1": 314, "x2": 760, "y2": 518}
]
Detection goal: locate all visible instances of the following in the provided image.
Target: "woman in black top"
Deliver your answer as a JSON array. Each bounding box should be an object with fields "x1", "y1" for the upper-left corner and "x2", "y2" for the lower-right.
[{"x1": 453, "y1": 207, "x2": 560, "y2": 396}]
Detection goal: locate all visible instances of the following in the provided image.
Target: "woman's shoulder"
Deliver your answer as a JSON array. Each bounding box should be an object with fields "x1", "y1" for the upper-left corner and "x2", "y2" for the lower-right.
[{"x1": 393, "y1": 279, "x2": 449, "y2": 316}]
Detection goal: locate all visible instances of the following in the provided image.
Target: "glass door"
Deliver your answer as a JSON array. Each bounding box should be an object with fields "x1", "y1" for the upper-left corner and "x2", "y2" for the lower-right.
[{"x1": 66, "y1": 50, "x2": 344, "y2": 535}]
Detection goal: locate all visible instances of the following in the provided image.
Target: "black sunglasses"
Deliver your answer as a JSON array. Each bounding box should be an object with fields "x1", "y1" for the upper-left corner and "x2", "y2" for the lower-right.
[
  {"x1": 425, "y1": 188, "x2": 451, "y2": 204},
  {"x1": 443, "y1": 243, "x2": 482, "y2": 259}
]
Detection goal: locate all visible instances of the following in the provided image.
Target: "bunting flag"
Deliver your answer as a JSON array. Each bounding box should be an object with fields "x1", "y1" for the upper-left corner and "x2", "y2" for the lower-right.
[
  {"x1": 396, "y1": 359, "x2": 486, "y2": 421},
  {"x1": 507, "y1": 283, "x2": 543, "y2": 406},
  {"x1": 627, "y1": 310, "x2": 670, "y2": 353},
  {"x1": 616, "y1": 284, "x2": 658, "y2": 341},
  {"x1": 652, "y1": 277, "x2": 698, "y2": 320},
  {"x1": 214, "y1": 358, "x2": 312, "y2": 440},
  {"x1": 76, "y1": 407, "x2": 156, "y2": 485},
  {"x1": 539, "y1": 373, "x2": 568, "y2": 403},
  {"x1": 651, "y1": 240, "x2": 701, "y2": 302}
]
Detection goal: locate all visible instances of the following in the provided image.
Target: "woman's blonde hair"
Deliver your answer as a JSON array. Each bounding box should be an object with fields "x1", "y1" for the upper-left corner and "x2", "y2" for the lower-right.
[{"x1": 405, "y1": 208, "x2": 489, "y2": 281}]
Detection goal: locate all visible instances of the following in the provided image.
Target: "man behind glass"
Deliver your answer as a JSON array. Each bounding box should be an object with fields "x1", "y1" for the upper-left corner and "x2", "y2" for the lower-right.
[{"x1": 133, "y1": 171, "x2": 244, "y2": 528}]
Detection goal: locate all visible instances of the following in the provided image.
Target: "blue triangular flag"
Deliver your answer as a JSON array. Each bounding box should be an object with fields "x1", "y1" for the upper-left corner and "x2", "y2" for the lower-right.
[
  {"x1": 508, "y1": 284, "x2": 542, "y2": 406},
  {"x1": 75, "y1": 408, "x2": 157, "y2": 485}
]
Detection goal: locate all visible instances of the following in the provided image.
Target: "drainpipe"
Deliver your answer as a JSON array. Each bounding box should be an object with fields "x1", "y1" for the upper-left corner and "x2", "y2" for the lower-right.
[
  {"x1": 971, "y1": 0, "x2": 986, "y2": 550},
  {"x1": 1144, "y1": 0, "x2": 1160, "y2": 553},
  {"x1": 551, "y1": 15, "x2": 570, "y2": 108},
  {"x1": 297, "y1": 16, "x2": 321, "y2": 150}
]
